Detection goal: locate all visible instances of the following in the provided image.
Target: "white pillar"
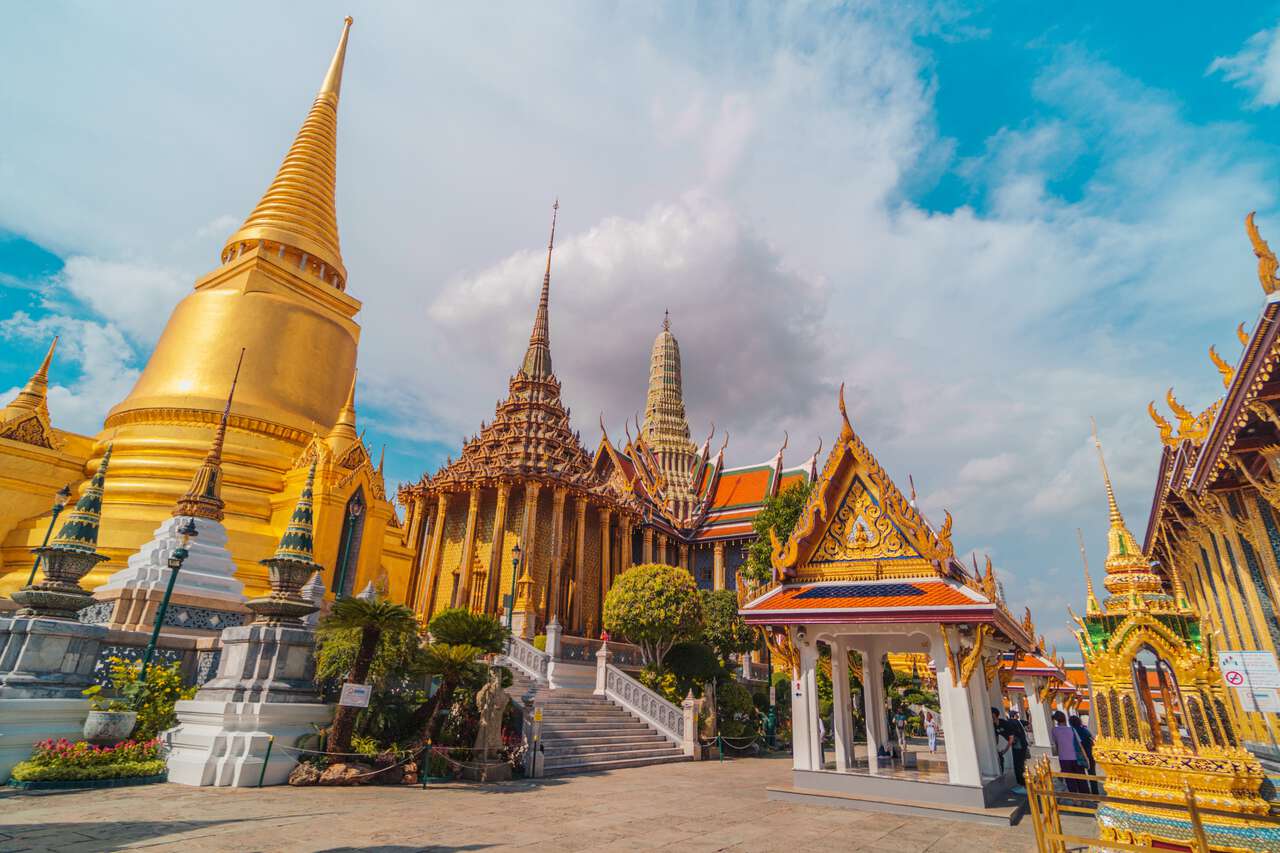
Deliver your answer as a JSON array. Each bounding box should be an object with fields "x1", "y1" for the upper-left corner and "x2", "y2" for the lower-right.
[
  {"x1": 793, "y1": 633, "x2": 821, "y2": 771},
  {"x1": 1026, "y1": 677, "x2": 1053, "y2": 748},
  {"x1": 968, "y1": 662, "x2": 1001, "y2": 779},
  {"x1": 930, "y1": 627, "x2": 983, "y2": 786},
  {"x1": 830, "y1": 638, "x2": 853, "y2": 772},
  {"x1": 593, "y1": 642, "x2": 611, "y2": 696},
  {"x1": 857, "y1": 639, "x2": 885, "y2": 774}
]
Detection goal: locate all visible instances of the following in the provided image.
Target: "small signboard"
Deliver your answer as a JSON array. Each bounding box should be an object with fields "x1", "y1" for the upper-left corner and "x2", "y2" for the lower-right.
[
  {"x1": 1219, "y1": 651, "x2": 1280, "y2": 714},
  {"x1": 339, "y1": 683, "x2": 372, "y2": 708}
]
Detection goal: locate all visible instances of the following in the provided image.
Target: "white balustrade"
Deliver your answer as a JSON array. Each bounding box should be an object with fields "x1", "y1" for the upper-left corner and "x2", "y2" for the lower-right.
[{"x1": 502, "y1": 636, "x2": 550, "y2": 684}]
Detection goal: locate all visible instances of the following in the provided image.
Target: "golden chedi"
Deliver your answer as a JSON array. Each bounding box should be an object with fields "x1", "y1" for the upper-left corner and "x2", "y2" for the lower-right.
[
  {"x1": 0, "y1": 17, "x2": 411, "y2": 604},
  {"x1": 1072, "y1": 427, "x2": 1272, "y2": 850}
]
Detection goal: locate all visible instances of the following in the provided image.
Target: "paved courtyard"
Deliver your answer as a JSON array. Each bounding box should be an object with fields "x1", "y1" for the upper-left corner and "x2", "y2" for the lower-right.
[{"x1": 1, "y1": 756, "x2": 1086, "y2": 852}]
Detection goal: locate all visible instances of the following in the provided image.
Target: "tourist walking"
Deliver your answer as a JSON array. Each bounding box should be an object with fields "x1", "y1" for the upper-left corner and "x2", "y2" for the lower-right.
[
  {"x1": 1069, "y1": 714, "x2": 1098, "y2": 794},
  {"x1": 924, "y1": 711, "x2": 937, "y2": 753},
  {"x1": 991, "y1": 707, "x2": 1028, "y2": 791},
  {"x1": 1051, "y1": 710, "x2": 1088, "y2": 795}
]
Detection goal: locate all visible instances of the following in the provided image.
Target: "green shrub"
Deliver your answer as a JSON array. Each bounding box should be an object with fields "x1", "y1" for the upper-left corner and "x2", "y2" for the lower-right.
[
  {"x1": 82, "y1": 658, "x2": 195, "y2": 740},
  {"x1": 665, "y1": 642, "x2": 723, "y2": 696},
  {"x1": 11, "y1": 760, "x2": 166, "y2": 782},
  {"x1": 603, "y1": 564, "x2": 702, "y2": 668},
  {"x1": 428, "y1": 608, "x2": 508, "y2": 653},
  {"x1": 638, "y1": 666, "x2": 681, "y2": 703}
]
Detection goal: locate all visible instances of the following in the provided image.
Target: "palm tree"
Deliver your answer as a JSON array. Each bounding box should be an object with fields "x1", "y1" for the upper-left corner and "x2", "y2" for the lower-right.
[
  {"x1": 318, "y1": 596, "x2": 419, "y2": 758},
  {"x1": 407, "y1": 642, "x2": 486, "y2": 749}
]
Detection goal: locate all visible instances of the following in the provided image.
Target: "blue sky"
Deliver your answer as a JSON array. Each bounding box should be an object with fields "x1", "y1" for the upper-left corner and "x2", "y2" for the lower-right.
[{"x1": 5, "y1": 1, "x2": 1280, "y2": 654}]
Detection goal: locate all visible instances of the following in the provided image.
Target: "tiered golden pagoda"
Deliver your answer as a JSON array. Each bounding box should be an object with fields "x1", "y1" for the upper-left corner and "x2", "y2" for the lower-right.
[
  {"x1": 1071, "y1": 426, "x2": 1271, "y2": 849},
  {"x1": 399, "y1": 203, "x2": 642, "y2": 637},
  {"x1": 0, "y1": 17, "x2": 412, "y2": 605}
]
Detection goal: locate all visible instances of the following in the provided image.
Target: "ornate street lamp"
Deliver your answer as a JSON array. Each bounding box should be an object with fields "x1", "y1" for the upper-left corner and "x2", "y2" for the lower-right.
[
  {"x1": 138, "y1": 516, "x2": 198, "y2": 684},
  {"x1": 23, "y1": 483, "x2": 72, "y2": 588},
  {"x1": 505, "y1": 543, "x2": 522, "y2": 632}
]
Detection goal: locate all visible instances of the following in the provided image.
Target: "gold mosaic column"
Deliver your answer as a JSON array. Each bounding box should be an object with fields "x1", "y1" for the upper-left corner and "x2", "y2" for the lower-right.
[
  {"x1": 484, "y1": 483, "x2": 510, "y2": 614},
  {"x1": 642, "y1": 527, "x2": 653, "y2": 564},
  {"x1": 548, "y1": 487, "x2": 567, "y2": 620},
  {"x1": 599, "y1": 507, "x2": 612, "y2": 628},
  {"x1": 713, "y1": 541, "x2": 725, "y2": 590},
  {"x1": 519, "y1": 483, "x2": 541, "y2": 629},
  {"x1": 573, "y1": 498, "x2": 586, "y2": 631},
  {"x1": 453, "y1": 486, "x2": 481, "y2": 609},
  {"x1": 422, "y1": 493, "x2": 449, "y2": 621},
  {"x1": 679, "y1": 542, "x2": 689, "y2": 571},
  {"x1": 657, "y1": 532, "x2": 668, "y2": 566}
]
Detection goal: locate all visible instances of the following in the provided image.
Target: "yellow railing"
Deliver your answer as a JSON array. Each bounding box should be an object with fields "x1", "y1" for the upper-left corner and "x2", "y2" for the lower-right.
[{"x1": 1025, "y1": 756, "x2": 1280, "y2": 853}]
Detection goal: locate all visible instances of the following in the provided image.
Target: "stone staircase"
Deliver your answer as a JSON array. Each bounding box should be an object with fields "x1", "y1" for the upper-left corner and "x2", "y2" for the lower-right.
[{"x1": 504, "y1": 669, "x2": 689, "y2": 777}]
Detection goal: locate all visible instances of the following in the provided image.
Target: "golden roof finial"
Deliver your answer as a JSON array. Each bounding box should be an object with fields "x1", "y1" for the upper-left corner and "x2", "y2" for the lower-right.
[
  {"x1": 1091, "y1": 418, "x2": 1153, "y2": 596},
  {"x1": 663, "y1": 308, "x2": 670, "y2": 332},
  {"x1": 1, "y1": 336, "x2": 57, "y2": 423},
  {"x1": 1166, "y1": 388, "x2": 1196, "y2": 437},
  {"x1": 326, "y1": 370, "x2": 359, "y2": 453},
  {"x1": 1077, "y1": 527, "x2": 1100, "y2": 614},
  {"x1": 1238, "y1": 322, "x2": 1250, "y2": 347},
  {"x1": 1208, "y1": 345, "x2": 1234, "y2": 389},
  {"x1": 1246, "y1": 211, "x2": 1280, "y2": 295},
  {"x1": 1147, "y1": 401, "x2": 1174, "y2": 446},
  {"x1": 837, "y1": 382, "x2": 853, "y2": 442},
  {"x1": 174, "y1": 349, "x2": 244, "y2": 521},
  {"x1": 1091, "y1": 417, "x2": 1123, "y2": 525},
  {"x1": 520, "y1": 199, "x2": 557, "y2": 378},
  {"x1": 223, "y1": 16, "x2": 353, "y2": 289}
]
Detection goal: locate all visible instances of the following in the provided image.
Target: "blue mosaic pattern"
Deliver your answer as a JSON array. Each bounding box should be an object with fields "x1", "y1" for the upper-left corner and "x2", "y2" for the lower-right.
[
  {"x1": 795, "y1": 582, "x2": 924, "y2": 599},
  {"x1": 77, "y1": 601, "x2": 114, "y2": 625},
  {"x1": 195, "y1": 648, "x2": 221, "y2": 685},
  {"x1": 1097, "y1": 803, "x2": 1280, "y2": 852},
  {"x1": 162, "y1": 605, "x2": 245, "y2": 631},
  {"x1": 92, "y1": 644, "x2": 185, "y2": 687}
]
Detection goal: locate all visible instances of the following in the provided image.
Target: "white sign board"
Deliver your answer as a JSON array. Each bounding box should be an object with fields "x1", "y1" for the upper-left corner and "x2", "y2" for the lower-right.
[
  {"x1": 1219, "y1": 651, "x2": 1280, "y2": 713},
  {"x1": 339, "y1": 683, "x2": 372, "y2": 708}
]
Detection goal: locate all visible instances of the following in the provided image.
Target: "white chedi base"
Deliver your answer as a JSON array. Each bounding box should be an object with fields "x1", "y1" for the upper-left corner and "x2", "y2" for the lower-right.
[
  {"x1": 97, "y1": 515, "x2": 245, "y2": 605},
  {"x1": 0, "y1": 698, "x2": 89, "y2": 781},
  {"x1": 165, "y1": 698, "x2": 332, "y2": 787}
]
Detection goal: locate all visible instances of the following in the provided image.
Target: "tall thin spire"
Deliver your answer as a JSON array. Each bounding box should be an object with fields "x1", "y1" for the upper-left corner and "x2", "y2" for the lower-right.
[
  {"x1": 1, "y1": 336, "x2": 57, "y2": 422},
  {"x1": 1091, "y1": 417, "x2": 1123, "y2": 526},
  {"x1": 521, "y1": 199, "x2": 558, "y2": 378},
  {"x1": 1090, "y1": 418, "x2": 1157, "y2": 600},
  {"x1": 175, "y1": 350, "x2": 244, "y2": 521},
  {"x1": 327, "y1": 370, "x2": 359, "y2": 453},
  {"x1": 1077, "y1": 528, "x2": 1100, "y2": 615},
  {"x1": 222, "y1": 16, "x2": 353, "y2": 289},
  {"x1": 49, "y1": 445, "x2": 113, "y2": 554}
]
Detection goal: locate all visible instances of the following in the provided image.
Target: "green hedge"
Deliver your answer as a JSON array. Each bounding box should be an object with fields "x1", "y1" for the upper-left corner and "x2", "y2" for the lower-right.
[{"x1": 11, "y1": 759, "x2": 167, "y2": 782}]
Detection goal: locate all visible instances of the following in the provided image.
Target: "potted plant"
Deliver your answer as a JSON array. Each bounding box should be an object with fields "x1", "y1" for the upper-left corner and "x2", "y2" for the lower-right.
[{"x1": 81, "y1": 683, "x2": 140, "y2": 746}]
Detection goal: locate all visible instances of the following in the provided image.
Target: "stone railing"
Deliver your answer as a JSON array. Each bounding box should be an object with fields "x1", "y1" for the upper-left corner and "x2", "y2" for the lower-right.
[
  {"x1": 595, "y1": 647, "x2": 699, "y2": 757},
  {"x1": 558, "y1": 634, "x2": 644, "y2": 669},
  {"x1": 503, "y1": 635, "x2": 549, "y2": 684}
]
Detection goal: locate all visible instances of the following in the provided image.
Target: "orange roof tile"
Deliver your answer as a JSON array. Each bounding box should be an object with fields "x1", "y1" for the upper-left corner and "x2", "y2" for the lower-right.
[
  {"x1": 741, "y1": 579, "x2": 989, "y2": 622},
  {"x1": 712, "y1": 466, "x2": 772, "y2": 509}
]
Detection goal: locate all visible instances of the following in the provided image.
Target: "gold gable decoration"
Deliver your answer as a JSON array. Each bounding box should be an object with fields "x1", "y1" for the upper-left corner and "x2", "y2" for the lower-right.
[{"x1": 771, "y1": 385, "x2": 954, "y2": 582}]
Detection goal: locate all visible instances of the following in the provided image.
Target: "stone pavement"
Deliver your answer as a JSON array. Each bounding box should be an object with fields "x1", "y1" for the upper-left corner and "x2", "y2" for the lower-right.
[{"x1": 1, "y1": 755, "x2": 1092, "y2": 852}]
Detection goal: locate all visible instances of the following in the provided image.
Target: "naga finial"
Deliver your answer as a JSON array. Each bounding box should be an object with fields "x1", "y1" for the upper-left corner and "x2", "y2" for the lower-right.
[
  {"x1": 1148, "y1": 401, "x2": 1174, "y2": 445},
  {"x1": 1246, "y1": 212, "x2": 1280, "y2": 295},
  {"x1": 1208, "y1": 345, "x2": 1234, "y2": 389},
  {"x1": 837, "y1": 382, "x2": 853, "y2": 441},
  {"x1": 1238, "y1": 321, "x2": 1250, "y2": 346},
  {"x1": 1166, "y1": 388, "x2": 1197, "y2": 436}
]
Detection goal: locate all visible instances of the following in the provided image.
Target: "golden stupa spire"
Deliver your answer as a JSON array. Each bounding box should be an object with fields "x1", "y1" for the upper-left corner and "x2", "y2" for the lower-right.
[
  {"x1": 222, "y1": 16, "x2": 353, "y2": 290},
  {"x1": 1, "y1": 336, "x2": 57, "y2": 424},
  {"x1": 641, "y1": 309, "x2": 702, "y2": 522},
  {"x1": 1090, "y1": 418, "x2": 1159, "y2": 601},
  {"x1": 520, "y1": 199, "x2": 558, "y2": 379},
  {"x1": 1077, "y1": 527, "x2": 1100, "y2": 615},
  {"x1": 326, "y1": 370, "x2": 359, "y2": 453},
  {"x1": 174, "y1": 349, "x2": 244, "y2": 521}
]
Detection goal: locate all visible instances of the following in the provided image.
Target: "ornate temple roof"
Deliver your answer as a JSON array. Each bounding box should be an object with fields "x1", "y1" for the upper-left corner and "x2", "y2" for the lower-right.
[
  {"x1": 420, "y1": 205, "x2": 630, "y2": 507},
  {"x1": 0, "y1": 337, "x2": 60, "y2": 449},
  {"x1": 222, "y1": 17, "x2": 351, "y2": 290}
]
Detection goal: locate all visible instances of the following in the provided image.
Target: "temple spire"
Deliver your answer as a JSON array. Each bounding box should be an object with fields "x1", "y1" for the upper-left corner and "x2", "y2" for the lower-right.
[
  {"x1": 270, "y1": 459, "x2": 319, "y2": 564},
  {"x1": 1091, "y1": 419, "x2": 1155, "y2": 599},
  {"x1": 327, "y1": 370, "x2": 359, "y2": 453},
  {"x1": 1, "y1": 336, "x2": 57, "y2": 422},
  {"x1": 1077, "y1": 528, "x2": 1100, "y2": 615},
  {"x1": 49, "y1": 445, "x2": 113, "y2": 554},
  {"x1": 520, "y1": 200, "x2": 558, "y2": 378},
  {"x1": 175, "y1": 350, "x2": 244, "y2": 521},
  {"x1": 222, "y1": 16, "x2": 353, "y2": 289}
]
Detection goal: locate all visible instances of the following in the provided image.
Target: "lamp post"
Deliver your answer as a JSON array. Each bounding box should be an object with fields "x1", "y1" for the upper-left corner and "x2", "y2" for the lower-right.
[
  {"x1": 505, "y1": 543, "x2": 522, "y2": 632},
  {"x1": 138, "y1": 517, "x2": 198, "y2": 685},
  {"x1": 23, "y1": 483, "x2": 72, "y2": 588}
]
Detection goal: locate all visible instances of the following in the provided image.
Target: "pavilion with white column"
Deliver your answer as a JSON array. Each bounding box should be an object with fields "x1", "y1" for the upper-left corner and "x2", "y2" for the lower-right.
[{"x1": 740, "y1": 389, "x2": 1039, "y2": 822}]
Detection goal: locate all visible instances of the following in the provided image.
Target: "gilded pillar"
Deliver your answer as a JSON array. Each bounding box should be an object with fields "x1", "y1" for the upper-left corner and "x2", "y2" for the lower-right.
[
  {"x1": 403, "y1": 496, "x2": 429, "y2": 610},
  {"x1": 713, "y1": 541, "x2": 725, "y2": 591},
  {"x1": 599, "y1": 507, "x2": 613, "y2": 628},
  {"x1": 548, "y1": 487, "x2": 567, "y2": 620},
  {"x1": 453, "y1": 486, "x2": 481, "y2": 609},
  {"x1": 484, "y1": 483, "x2": 511, "y2": 614},
  {"x1": 643, "y1": 526, "x2": 653, "y2": 564},
  {"x1": 519, "y1": 482, "x2": 541, "y2": 626},
  {"x1": 573, "y1": 497, "x2": 587, "y2": 631},
  {"x1": 621, "y1": 517, "x2": 633, "y2": 573},
  {"x1": 423, "y1": 493, "x2": 449, "y2": 621},
  {"x1": 679, "y1": 542, "x2": 689, "y2": 571},
  {"x1": 657, "y1": 532, "x2": 668, "y2": 566}
]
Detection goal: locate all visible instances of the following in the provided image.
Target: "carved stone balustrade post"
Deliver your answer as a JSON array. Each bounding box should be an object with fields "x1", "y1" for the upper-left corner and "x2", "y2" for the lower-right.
[
  {"x1": 594, "y1": 641, "x2": 611, "y2": 695},
  {"x1": 682, "y1": 691, "x2": 701, "y2": 759}
]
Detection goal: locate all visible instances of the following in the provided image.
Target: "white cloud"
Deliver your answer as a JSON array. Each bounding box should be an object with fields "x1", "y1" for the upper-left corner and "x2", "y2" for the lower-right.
[
  {"x1": 0, "y1": 311, "x2": 140, "y2": 435},
  {"x1": 1209, "y1": 27, "x2": 1280, "y2": 108},
  {"x1": 56, "y1": 257, "x2": 188, "y2": 345}
]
